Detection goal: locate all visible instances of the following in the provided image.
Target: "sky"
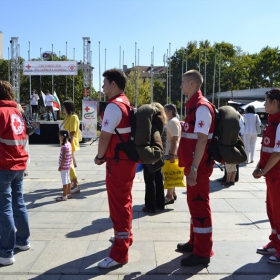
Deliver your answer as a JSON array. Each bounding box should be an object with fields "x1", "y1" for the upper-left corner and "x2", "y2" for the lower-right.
[{"x1": 1, "y1": 0, "x2": 280, "y2": 91}]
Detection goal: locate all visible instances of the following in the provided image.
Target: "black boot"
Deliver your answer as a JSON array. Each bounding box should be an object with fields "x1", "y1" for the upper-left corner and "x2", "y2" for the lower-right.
[
  {"x1": 181, "y1": 253, "x2": 210, "y2": 267},
  {"x1": 177, "y1": 242, "x2": 194, "y2": 252}
]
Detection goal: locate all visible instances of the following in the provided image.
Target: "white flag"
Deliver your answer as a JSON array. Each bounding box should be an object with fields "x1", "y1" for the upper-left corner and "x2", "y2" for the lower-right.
[{"x1": 41, "y1": 91, "x2": 46, "y2": 107}]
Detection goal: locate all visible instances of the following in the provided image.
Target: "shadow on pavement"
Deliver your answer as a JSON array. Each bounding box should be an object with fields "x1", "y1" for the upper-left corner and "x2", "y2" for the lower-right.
[
  {"x1": 24, "y1": 180, "x2": 106, "y2": 209},
  {"x1": 219, "y1": 255, "x2": 280, "y2": 279},
  {"x1": 26, "y1": 251, "x2": 206, "y2": 279},
  {"x1": 66, "y1": 217, "x2": 112, "y2": 238}
]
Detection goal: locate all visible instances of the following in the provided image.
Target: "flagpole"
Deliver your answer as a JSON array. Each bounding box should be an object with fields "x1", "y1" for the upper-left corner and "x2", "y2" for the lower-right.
[
  {"x1": 73, "y1": 47, "x2": 75, "y2": 102},
  {"x1": 218, "y1": 49, "x2": 221, "y2": 108},
  {"x1": 8, "y1": 47, "x2": 10, "y2": 83},
  {"x1": 169, "y1": 43, "x2": 171, "y2": 102},
  {"x1": 122, "y1": 50, "x2": 124, "y2": 71},
  {"x1": 28, "y1": 41, "x2": 32, "y2": 119},
  {"x1": 135, "y1": 42, "x2": 138, "y2": 108},
  {"x1": 204, "y1": 44, "x2": 206, "y2": 96},
  {"x1": 185, "y1": 47, "x2": 188, "y2": 117},
  {"x1": 104, "y1": 48, "x2": 106, "y2": 101},
  {"x1": 166, "y1": 49, "x2": 168, "y2": 103},
  {"x1": 99, "y1": 41, "x2": 101, "y2": 101},
  {"x1": 212, "y1": 52, "x2": 216, "y2": 104},
  {"x1": 198, "y1": 50, "x2": 201, "y2": 72},
  {"x1": 180, "y1": 50, "x2": 183, "y2": 117},
  {"x1": 66, "y1": 41, "x2": 68, "y2": 100},
  {"x1": 51, "y1": 44, "x2": 54, "y2": 95},
  {"x1": 150, "y1": 47, "x2": 154, "y2": 103},
  {"x1": 40, "y1": 47, "x2": 42, "y2": 91}
]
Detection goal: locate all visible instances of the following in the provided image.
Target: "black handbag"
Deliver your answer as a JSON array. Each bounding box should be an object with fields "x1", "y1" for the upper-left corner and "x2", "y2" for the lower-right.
[
  {"x1": 145, "y1": 158, "x2": 165, "y2": 173},
  {"x1": 22, "y1": 114, "x2": 36, "y2": 136}
]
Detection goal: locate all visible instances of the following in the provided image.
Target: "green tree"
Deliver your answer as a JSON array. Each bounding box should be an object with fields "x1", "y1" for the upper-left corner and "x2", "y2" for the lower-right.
[
  {"x1": 0, "y1": 59, "x2": 9, "y2": 81},
  {"x1": 125, "y1": 69, "x2": 151, "y2": 106},
  {"x1": 153, "y1": 78, "x2": 166, "y2": 105}
]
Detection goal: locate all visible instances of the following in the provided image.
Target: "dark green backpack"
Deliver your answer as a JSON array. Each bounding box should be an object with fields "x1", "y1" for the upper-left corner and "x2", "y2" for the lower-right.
[{"x1": 207, "y1": 105, "x2": 247, "y2": 165}]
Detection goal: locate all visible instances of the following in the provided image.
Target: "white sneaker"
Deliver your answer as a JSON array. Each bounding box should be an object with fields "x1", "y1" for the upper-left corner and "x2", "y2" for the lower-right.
[
  {"x1": 0, "y1": 256, "x2": 15, "y2": 266},
  {"x1": 14, "y1": 243, "x2": 31, "y2": 251},
  {"x1": 98, "y1": 257, "x2": 124, "y2": 268},
  {"x1": 70, "y1": 185, "x2": 80, "y2": 194}
]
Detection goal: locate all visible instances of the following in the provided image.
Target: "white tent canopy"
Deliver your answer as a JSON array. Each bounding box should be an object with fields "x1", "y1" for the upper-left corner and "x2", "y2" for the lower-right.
[{"x1": 240, "y1": 101, "x2": 265, "y2": 113}]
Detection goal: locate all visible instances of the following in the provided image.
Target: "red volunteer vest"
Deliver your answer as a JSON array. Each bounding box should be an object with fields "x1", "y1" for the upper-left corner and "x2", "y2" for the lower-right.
[
  {"x1": 101, "y1": 93, "x2": 131, "y2": 159},
  {"x1": 178, "y1": 90, "x2": 215, "y2": 168},
  {"x1": 260, "y1": 111, "x2": 280, "y2": 178},
  {"x1": 0, "y1": 100, "x2": 28, "y2": 170}
]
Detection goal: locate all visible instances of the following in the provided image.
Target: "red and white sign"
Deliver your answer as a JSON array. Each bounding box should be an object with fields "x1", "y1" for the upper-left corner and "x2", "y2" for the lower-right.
[
  {"x1": 82, "y1": 100, "x2": 97, "y2": 139},
  {"x1": 23, "y1": 61, "x2": 77, "y2": 76}
]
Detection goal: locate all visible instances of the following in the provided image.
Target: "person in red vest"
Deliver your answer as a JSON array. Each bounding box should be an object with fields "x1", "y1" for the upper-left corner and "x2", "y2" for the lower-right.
[
  {"x1": 94, "y1": 69, "x2": 137, "y2": 269},
  {"x1": 0, "y1": 80, "x2": 30, "y2": 266},
  {"x1": 177, "y1": 70, "x2": 215, "y2": 266},
  {"x1": 253, "y1": 88, "x2": 280, "y2": 264}
]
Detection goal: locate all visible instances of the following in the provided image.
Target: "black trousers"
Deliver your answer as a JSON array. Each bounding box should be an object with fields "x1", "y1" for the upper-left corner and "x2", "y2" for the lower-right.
[
  {"x1": 31, "y1": 105, "x2": 38, "y2": 114},
  {"x1": 222, "y1": 164, "x2": 239, "y2": 181},
  {"x1": 143, "y1": 165, "x2": 165, "y2": 210},
  {"x1": 46, "y1": 106, "x2": 56, "y2": 121}
]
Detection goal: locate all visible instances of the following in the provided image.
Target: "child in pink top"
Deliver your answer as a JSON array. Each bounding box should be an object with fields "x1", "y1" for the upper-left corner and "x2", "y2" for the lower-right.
[{"x1": 56, "y1": 130, "x2": 72, "y2": 202}]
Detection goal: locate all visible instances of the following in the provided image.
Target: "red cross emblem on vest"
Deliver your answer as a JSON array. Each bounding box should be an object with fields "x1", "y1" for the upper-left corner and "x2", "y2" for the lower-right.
[
  {"x1": 13, "y1": 118, "x2": 21, "y2": 130},
  {"x1": 104, "y1": 119, "x2": 109, "y2": 126},
  {"x1": 11, "y1": 114, "x2": 24, "y2": 135},
  {"x1": 198, "y1": 120, "x2": 204, "y2": 128},
  {"x1": 264, "y1": 137, "x2": 270, "y2": 145},
  {"x1": 277, "y1": 140, "x2": 280, "y2": 147}
]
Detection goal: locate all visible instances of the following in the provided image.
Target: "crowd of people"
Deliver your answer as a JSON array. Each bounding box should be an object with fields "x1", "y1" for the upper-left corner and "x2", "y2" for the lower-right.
[{"x1": 1, "y1": 68, "x2": 280, "y2": 269}]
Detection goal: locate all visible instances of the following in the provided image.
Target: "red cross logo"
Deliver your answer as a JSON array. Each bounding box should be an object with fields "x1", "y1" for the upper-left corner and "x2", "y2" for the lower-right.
[
  {"x1": 84, "y1": 106, "x2": 90, "y2": 112},
  {"x1": 26, "y1": 64, "x2": 31, "y2": 69},
  {"x1": 198, "y1": 120, "x2": 204, "y2": 128},
  {"x1": 104, "y1": 119, "x2": 109, "y2": 126},
  {"x1": 11, "y1": 114, "x2": 24, "y2": 135},
  {"x1": 184, "y1": 122, "x2": 189, "y2": 131},
  {"x1": 277, "y1": 140, "x2": 280, "y2": 147},
  {"x1": 264, "y1": 137, "x2": 270, "y2": 145},
  {"x1": 13, "y1": 118, "x2": 21, "y2": 130}
]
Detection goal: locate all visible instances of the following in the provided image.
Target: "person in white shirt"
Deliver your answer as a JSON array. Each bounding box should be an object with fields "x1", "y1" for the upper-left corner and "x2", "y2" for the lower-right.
[
  {"x1": 243, "y1": 105, "x2": 261, "y2": 163},
  {"x1": 30, "y1": 89, "x2": 39, "y2": 120},
  {"x1": 239, "y1": 112, "x2": 245, "y2": 141},
  {"x1": 44, "y1": 90, "x2": 56, "y2": 121},
  {"x1": 164, "y1": 104, "x2": 182, "y2": 204}
]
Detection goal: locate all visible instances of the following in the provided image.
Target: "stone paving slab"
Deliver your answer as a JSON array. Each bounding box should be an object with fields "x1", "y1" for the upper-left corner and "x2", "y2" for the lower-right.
[
  {"x1": 29, "y1": 240, "x2": 90, "y2": 275},
  {"x1": 224, "y1": 198, "x2": 266, "y2": 213},
  {"x1": 208, "y1": 241, "x2": 280, "y2": 275}
]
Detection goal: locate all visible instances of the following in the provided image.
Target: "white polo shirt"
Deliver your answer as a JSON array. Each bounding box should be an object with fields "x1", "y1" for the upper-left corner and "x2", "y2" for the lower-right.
[
  {"x1": 101, "y1": 103, "x2": 122, "y2": 133},
  {"x1": 45, "y1": 94, "x2": 54, "y2": 106},
  {"x1": 194, "y1": 105, "x2": 212, "y2": 135}
]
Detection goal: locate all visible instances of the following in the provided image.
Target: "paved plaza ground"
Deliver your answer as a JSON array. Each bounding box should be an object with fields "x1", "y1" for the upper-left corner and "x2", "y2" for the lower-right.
[{"x1": 1, "y1": 137, "x2": 280, "y2": 279}]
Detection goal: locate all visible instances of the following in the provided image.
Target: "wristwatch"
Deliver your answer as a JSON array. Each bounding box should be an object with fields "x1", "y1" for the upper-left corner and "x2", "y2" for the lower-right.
[
  {"x1": 260, "y1": 169, "x2": 266, "y2": 175},
  {"x1": 191, "y1": 165, "x2": 197, "y2": 172}
]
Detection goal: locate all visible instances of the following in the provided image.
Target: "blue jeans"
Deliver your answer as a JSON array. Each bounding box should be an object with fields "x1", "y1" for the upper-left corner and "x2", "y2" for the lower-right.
[{"x1": 0, "y1": 170, "x2": 30, "y2": 258}]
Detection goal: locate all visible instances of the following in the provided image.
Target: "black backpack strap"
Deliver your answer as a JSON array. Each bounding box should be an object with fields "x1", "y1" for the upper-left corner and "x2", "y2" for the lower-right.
[{"x1": 114, "y1": 128, "x2": 125, "y2": 163}]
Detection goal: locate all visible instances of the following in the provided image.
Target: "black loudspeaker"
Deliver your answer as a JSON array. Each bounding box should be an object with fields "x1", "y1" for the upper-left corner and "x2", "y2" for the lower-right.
[{"x1": 99, "y1": 102, "x2": 107, "y2": 116}]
